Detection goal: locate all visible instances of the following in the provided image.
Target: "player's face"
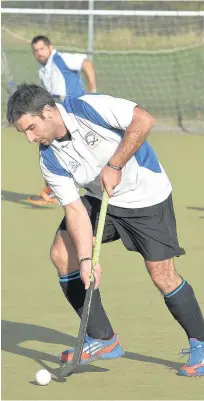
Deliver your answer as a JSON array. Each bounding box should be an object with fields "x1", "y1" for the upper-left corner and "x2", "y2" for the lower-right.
[
  {"x1": 15, "y1": 111, "x2": 57, "y2": 146},
  {"x1": 32, "y1": 41, "x2": 53, "y2": 64}
]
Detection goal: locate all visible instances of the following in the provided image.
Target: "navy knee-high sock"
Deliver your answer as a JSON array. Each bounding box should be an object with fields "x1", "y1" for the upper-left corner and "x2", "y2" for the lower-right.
[
  {"x1": 59, "y1": 271, "x2": 114, "y2": 340},
  {"x1": 164, "y1": 280, "x2": 204, "y2": 341}
]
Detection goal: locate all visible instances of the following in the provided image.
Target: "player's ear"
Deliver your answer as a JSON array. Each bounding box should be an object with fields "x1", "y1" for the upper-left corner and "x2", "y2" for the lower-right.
[{"x1": 42, "y1": 105, "x2": 53, "y2": 119}]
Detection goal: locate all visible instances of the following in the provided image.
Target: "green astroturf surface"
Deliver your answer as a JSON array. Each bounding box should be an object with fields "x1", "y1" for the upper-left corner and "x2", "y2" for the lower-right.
[{"x1": 1, "y1": 128, "x2": 204, "y2": 400}]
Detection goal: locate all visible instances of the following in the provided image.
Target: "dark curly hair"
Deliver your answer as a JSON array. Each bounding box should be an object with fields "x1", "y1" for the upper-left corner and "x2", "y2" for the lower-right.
[{"x1": 7, "y1": 83, "x2": 56, "y2": 124}]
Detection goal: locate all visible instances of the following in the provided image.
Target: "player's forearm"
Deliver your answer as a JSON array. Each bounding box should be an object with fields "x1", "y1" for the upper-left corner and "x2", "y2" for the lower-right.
[
  {"x1": 82, "y1": 59, "x2": 96, "y2": 92},
  {"x1": 109, "y1": 106, "x2": 155, "y2": 168},
  {"x1": 64, "y1": 200, "x2": 93, "y2": 261}
]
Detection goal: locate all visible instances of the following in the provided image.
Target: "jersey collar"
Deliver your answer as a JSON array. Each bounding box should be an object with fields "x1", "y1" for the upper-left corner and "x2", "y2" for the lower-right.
[
  {"x1": 45, "y1": 49, "x2": 57, "y2": 68},
  {"x1": 54, "y1": 102, "x2": 79, "y2": 146}
]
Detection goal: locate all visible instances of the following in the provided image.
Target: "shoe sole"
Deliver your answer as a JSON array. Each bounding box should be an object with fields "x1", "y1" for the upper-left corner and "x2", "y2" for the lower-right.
[
  {"x1": 179, "y1": 366, "x2": 204, "y2": 377},
  {"x1": 28, "y1": 198, "x2": 58, "y2": 206}
]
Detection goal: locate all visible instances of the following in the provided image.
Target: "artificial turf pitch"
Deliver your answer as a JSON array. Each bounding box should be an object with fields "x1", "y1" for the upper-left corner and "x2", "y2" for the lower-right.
[{"x1": 2, "y1": 128, "x2": 204, "y2": 400}]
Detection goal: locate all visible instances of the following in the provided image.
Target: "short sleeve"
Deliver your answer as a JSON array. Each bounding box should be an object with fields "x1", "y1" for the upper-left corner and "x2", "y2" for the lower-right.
[
  {"x1": 80, "y1": 94, "x2": 137, "y2": 130},
  {"x1": 40, "y1": 146, "x2": 80, "y2": 206},
  {"x1": 61, "y1": 52, "x2": 87, "y2": 71}
]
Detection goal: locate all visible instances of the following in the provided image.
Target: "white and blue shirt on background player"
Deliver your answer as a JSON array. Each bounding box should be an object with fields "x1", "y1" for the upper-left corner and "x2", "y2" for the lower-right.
[
  {"x1": 40, "y1": 94, "x2": 172, "y2": 208},
  {"x1": 39, "y1": 49, "x2": 87, "y2": 98}
]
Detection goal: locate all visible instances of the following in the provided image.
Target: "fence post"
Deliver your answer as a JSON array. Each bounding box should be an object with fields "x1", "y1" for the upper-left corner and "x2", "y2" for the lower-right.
[{"x1": 88, "y1": 0, "x2": 94, "y2": 60}]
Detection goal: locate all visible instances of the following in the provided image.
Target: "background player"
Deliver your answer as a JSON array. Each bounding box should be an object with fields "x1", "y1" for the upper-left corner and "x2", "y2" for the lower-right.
[{"x1": 29, "y1": 35, "x2": 96, "y2": 206}]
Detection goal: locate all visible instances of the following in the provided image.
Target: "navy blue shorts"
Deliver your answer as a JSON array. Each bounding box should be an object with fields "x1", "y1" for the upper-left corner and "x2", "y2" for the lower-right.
[{"x1": 57, "y1": 194, "x2": 185, "y2": 261}]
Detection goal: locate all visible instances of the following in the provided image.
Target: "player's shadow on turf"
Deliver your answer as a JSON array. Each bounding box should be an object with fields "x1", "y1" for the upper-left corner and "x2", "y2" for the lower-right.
[
  {"x1": 187, "y1": 206, "x2": 204, "y2": 219},
  {"x1": 1, "y1": 190, "x2": 55, "y2": 209},
  {"x1": 2, "y1": 320, "x2": 182, "y2": 376},
  {"x1": 1, "y1": 320, "x2": 109, "y2": 380},
  {"x1": 122, "y1": 351, "x2": 182, "y2": 371}
]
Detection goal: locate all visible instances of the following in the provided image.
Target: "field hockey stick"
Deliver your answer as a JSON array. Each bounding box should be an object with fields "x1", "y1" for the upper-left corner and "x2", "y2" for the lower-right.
[{"x1": 60, "y1": 189, "x2": 109, "y2": 377}]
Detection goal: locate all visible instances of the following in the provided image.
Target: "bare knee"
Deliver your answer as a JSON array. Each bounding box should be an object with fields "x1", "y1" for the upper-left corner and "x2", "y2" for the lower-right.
[
  {"x1": 145, "y1": 258, "x2": 182, "y2": 294},
  {"x1": 50, "y1": 232, "x2": 68, "y2": 274},
  {"x1": 50, "y1": 230, "x2": 79, "y2": 276},
  {"x1": 50, "y1": 238, "x2": 65, "y2": 269}
]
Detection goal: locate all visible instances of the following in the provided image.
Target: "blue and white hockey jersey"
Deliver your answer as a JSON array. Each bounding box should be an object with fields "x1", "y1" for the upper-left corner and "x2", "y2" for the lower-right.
[
  {"x1": 39, "y1": 49, "x2": 86, "y2": 98},
  {"x1": 40, "y1": 93, "x2": 172, "y2": 208}
]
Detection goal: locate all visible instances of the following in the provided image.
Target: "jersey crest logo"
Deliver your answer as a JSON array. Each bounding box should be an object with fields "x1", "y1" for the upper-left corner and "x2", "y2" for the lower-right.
[
  {"x1": 68, "y1": 160, "x2": 81, "y2": 173},
  {"x1": 85, "y1": 131, "x2": 100, "y2": 148}
]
